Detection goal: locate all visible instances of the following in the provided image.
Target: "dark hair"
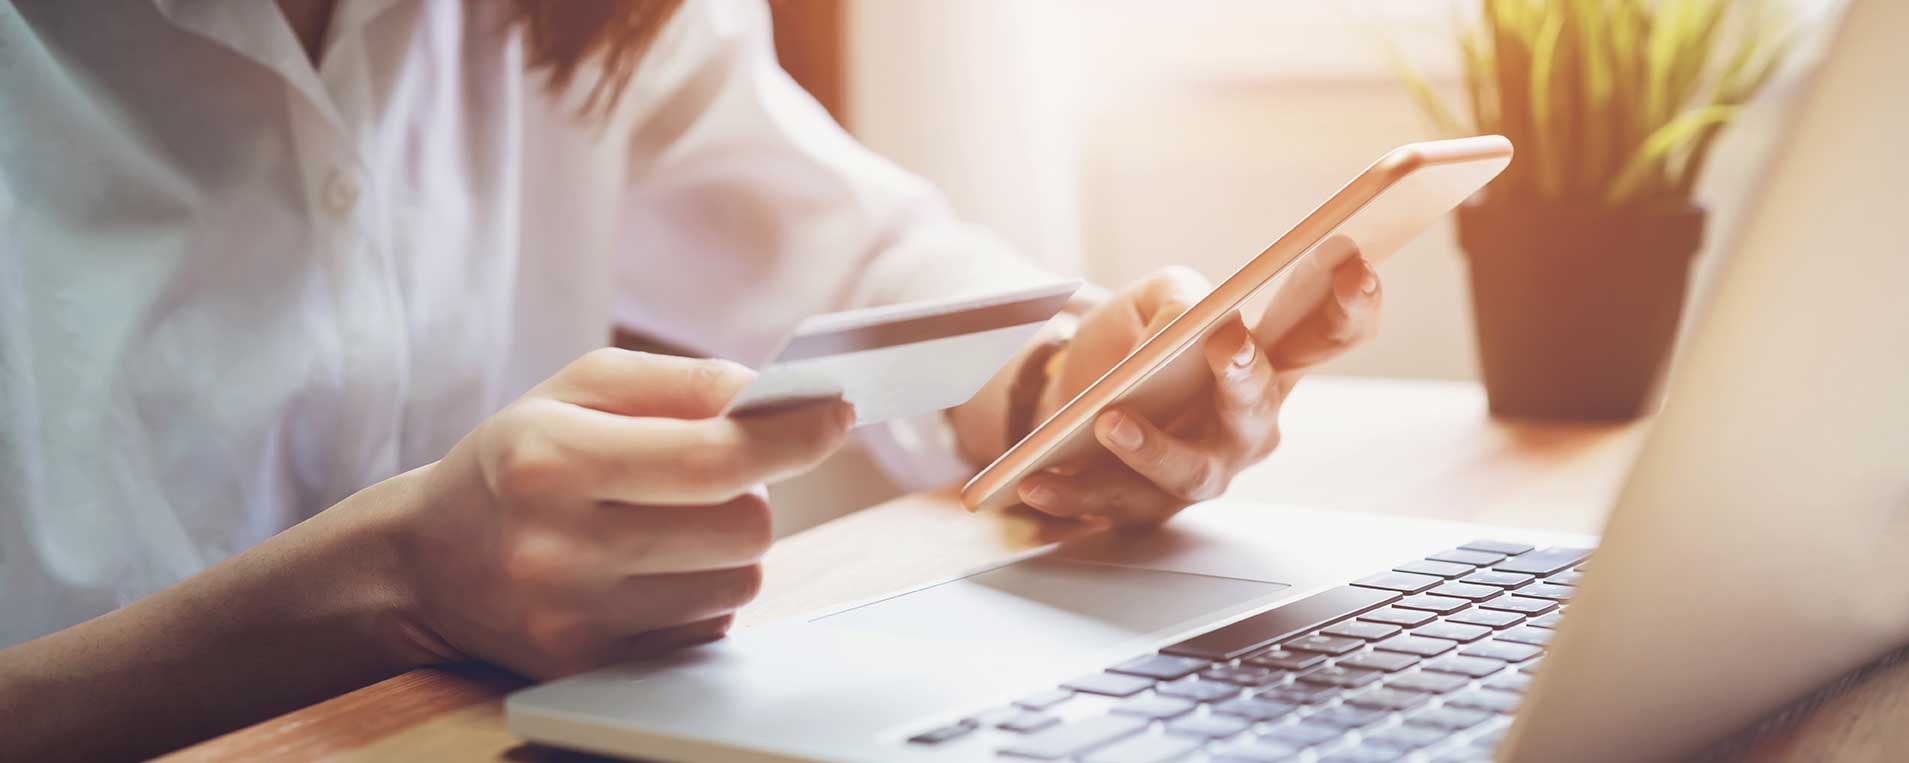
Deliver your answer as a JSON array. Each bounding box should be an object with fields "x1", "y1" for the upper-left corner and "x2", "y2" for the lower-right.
[{"x1": 510, "y1": 0, "x2": 687, "y2": 117}]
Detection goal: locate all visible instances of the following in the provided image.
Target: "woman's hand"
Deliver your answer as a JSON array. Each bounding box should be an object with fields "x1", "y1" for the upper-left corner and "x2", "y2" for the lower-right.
[
  {"x1": 393, "y1": 349, "x2": 854, "y2": 679},
  {"x1": 1016, "y1": 258, "x2": 1381, "y2": 525}
]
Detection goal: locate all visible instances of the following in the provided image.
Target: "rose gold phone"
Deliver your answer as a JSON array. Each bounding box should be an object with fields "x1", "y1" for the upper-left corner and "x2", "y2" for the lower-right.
[{"x1": 962, "y1": 136, "x2": 1513, "y2": 513}]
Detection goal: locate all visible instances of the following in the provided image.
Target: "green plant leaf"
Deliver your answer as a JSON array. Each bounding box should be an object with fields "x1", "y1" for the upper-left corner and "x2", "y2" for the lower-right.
[
  {"x1": 1607, "y1": 103, "x2": 1740, "y2": 205},
  {"x1": 1529, "y1": 6, "x2": 1566, "y2": 198}
]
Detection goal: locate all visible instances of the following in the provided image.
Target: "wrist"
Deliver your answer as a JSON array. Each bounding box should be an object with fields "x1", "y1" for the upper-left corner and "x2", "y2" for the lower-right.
[{"x1": 329, "y1": 463, "x2": 454, "y2": 671}]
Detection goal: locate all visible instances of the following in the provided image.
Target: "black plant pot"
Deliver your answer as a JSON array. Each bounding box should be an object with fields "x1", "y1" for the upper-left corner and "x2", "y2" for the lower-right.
[{"x1": 1456, "y1": 199, "x2": 1706, "y2": 421}]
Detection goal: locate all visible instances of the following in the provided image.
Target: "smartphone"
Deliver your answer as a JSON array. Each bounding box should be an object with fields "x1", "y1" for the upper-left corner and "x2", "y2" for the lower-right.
[{"x1": 961, "y1": 136, "x2": 1514, "y2": 513}]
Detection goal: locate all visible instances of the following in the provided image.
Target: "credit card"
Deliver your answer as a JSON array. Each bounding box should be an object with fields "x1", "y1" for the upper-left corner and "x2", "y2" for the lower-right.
[{"x1": 728, "y1": 280, "x2": 1081, "y2": 426}]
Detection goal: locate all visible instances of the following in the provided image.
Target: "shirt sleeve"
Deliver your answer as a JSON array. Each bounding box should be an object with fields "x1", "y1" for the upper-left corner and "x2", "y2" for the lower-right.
[{"x1": 606, "y1": 0, "x2": 1056, "y2": 490}]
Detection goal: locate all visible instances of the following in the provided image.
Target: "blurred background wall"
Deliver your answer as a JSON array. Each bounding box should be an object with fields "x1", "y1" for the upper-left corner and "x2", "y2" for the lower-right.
[{"x1": 764, "y1": 0, "x2": 1845, "y2": 534}]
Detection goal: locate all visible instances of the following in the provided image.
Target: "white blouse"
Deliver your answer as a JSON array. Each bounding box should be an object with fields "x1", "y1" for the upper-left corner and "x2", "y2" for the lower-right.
[{"x1": 0, "y1": 0, "x2": 1051, "y2": 647}]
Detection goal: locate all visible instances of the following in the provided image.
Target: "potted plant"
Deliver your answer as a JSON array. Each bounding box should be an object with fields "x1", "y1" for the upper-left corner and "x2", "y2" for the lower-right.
[{"x1": 1393, "y1": 0, "x2": 1796, "y2": 420}]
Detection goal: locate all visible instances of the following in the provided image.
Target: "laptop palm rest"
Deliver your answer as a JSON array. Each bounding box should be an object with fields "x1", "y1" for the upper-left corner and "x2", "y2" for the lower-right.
[{"x1": 812, "y1": 557, "x2": 1289, "y2": 663}]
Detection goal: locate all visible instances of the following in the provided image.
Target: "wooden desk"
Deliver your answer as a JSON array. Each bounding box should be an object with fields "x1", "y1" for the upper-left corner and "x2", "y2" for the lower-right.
[{"x1": 155, "y1": 377, "x2": 1895, "y2": 762}]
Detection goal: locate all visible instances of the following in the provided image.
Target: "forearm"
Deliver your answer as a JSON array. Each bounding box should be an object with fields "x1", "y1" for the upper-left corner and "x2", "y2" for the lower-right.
[{"x1": 0, "y1": 467, "x2": 431, "y2": 761}]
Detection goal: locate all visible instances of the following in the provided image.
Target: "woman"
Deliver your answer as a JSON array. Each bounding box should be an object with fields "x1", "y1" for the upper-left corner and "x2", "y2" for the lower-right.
[{"x1": 0, "y1": 1, "x2": 1381, "y2": 758}]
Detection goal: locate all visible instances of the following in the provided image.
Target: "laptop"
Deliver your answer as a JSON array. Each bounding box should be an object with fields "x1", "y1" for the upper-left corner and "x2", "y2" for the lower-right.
[{"x1": 507, "y1": 1, "x2": 1909, "y2": 760}]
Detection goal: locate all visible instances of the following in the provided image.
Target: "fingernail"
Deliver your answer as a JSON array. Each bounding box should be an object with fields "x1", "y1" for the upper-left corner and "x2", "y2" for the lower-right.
[
  {"x1": 1104, "y1": 413, "x2": 1144, "y2": 450},
  {"x1": 1231, "y1": 333, "x2": 1256, "y2": 368},
  {"x1": 836, "y1": 402, "x2": 858, "y2": 429},
  {"x1": 1360, "y1": 268, "x2": 1378, "y2": 295},
  {"x1": 1022, "y1": 482, "x2": 1056, "y2": 506}
]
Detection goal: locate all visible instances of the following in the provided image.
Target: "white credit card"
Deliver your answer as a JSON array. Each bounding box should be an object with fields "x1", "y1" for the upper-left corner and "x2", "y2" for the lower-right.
[{"x1": 728, "y1": 280, "x2": 1081, "y2": 426}]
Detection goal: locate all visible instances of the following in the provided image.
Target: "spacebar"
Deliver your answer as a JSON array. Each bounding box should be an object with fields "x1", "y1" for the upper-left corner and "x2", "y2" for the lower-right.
[{"x1": 1161, "y1": 585, "x2": 1402, "y2": 661}]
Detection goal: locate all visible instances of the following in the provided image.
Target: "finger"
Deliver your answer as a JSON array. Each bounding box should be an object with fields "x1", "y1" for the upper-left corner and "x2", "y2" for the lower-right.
[
  {"x1": 1200, "y1": 316, "x2": 1282, "y2": 457},
  {"x1": 606, "y1": 613, "x2": 735, "y2": 661},
  {"x1": 1270, "y1": 256, "x2": 1381, "y2": 371},
  {"x1": 1091, "y1": 408, "x2": 1230, "y2": 503},
  {"x1": 542, "y1": 397, "x2": 854, "y2": 505},
  {"x1": 1017, "y1": 465, "x2": 1189, "y2": 526},
  {"x1": 541, "y1": 349, "x2": 755, "y2": 419},
  {"x1": 583, "y1": 489, "x2": 775, "y2": 574},
  {"x1": 1135, "y1": 266, "x2": 1210, "y2": 336},
  {"x1": 537, "y1": 614, "x2": 737, "y2": 679},
  {"x1": 606, "y1": 564, "x2": 764, "y2": 635}
]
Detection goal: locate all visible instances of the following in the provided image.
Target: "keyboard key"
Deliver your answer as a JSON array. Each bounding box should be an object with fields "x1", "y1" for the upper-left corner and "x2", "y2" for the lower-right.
[
  {"x1": 1547, "y1": 570, "x2": 1584, "y2": 585},
  {"x1": 1256, "y1": 683, "x2": 1338, "y2": 705},
  {"x1": 1405, "y1": 706, "x2": 1494, "y2": 731},
  {"x1": 1423, "y1": 655, "x2": 1505, "y2": 678},
  {"x1": 1527, "y1": 611, "x2": 1564, "y2": 629},
  {"x1": 1445, "y1": 688, "x2": 1522, "y2": 713},
  {"x1": 1015, "y1": 689, "x2": 1074, "y2": 711},
  {"x1": 1478, "y1": 596, "x2": 1557, "y2": 616},
  {"x1": 1428, "y1": 549, "x2": 1505, "y2": 566},
  {"x1": 1214, "y1": 738, "x2": 1302, "y2": 762},
  {"x1": 1463, "y1": 640, "x2": 1543, "y2": 663},
  {"x1": 1165, "y1": 586, "x2": 1400, "y2": 660},
  {"x1": 1319, "y1": 744, "x2": 1407, "y2": 763},
  {"x1": 1296, "y1": 666, "x2": 1383, "y2": 689},
  {"x1": 999, "y1": 711, "x2": 1063, "y2": 734},
  {"x1": 1459, "y1": 570, "x2": 1535, "y2": 588},
  {"x1": 1374, "y1": 635, "x2": 1456, "y2": 657},
  {"x1": 1426, "y1": 582, "x2": 1503, "y2": 602},
  {"x1": 1461, "y1": 539, "x2": 1535, "y2": 555},
  {"x1": 1394, "y1": 559, "x2": 1473, "y2": 578},
  {"x1": 1386, "y1": 671, "x2": 1471, "y2": 694},
  {"x1": 1322, "y1": 620, "x2": 1403, "y2": 641},
  {"x1": 1363, "y1": 723, "x2": 1446, "y2": 750},
  {"x1": 1166, "y1": 713, "x2": 1252, "y2": 739},
  {"x1": 1353, "y1": 571, "x2": 1442, "y2": 593},
  {"x1": 1446, "y1": 609, "x2": 1524, "y2": 629},
  {"x1": 1516, "y1": 583, "x2": 1575, "y2": 601},
  {"x1": 1155, "y1": 677, "x2": 1241, "y2": 702},
  {"x1": 1082, "y1": 732, "x2": 1203, "y2": 763},
  {"x1": 907, "y1": 721, "x2": 975, "y2": 745},
  {"x1": 1395, "y1": 595, "x2": 1470, "y2": 614},
  {"x1": 1110, "y1": 653, "x2": 1210, "y2": 681},
  {"x1": 1246, "y1": 648, "x2": 1328, "y2": 671},
  {"x1": 1202, "y1": 665, "x2": 1284, "y2": 686},
  {"x1": 1414, "y1": 621, "x2": 1491, "y2": 642},
  {"x1": 1494, "y1": 547, "x2": 1592, "y2": 576},
  {"x1": 999, "y1": 715, "x2": 1148, "y2": 760},
  {"x1": 1306, "y1": 704, "x2": 1391, "y2": 728},
  {"x1": 1338, "y1": 651, "x2": 1420, "y2": 672},
  {"x1": 1359, "y1": 607, "x2": 1436, "y2": 627},
  {"x1": 1345, "y1": 687, "x2": 1431, "y2": 711},
  {"x1": 1496, "y1": 626, "x2": 1554, "y2": 646},
  {"x1": 1261, "y1": 722, "x2": 1345, "y2": 747},
  {"x1": 1483, "y1": 673, "x2": 1532, "y2": 693},
  {"x1": 1213, "y1": 697, "x2": 1299, "y2": 721},
  {"x1": 1112, "y1": 695, "x2": 1197, "y2": 720},
  {"x1": 1286, "y1": 634, "x2": 1364, "y2": 655},
  {"x1": 1063, "y1": 672, "x2": 1156, "y2": 697}
]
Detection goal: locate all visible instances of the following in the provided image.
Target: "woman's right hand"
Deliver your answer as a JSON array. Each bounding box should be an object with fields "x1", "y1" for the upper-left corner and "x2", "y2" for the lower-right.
[{"x1": 390, "y1": 349, "x2": 854, "y2": 679}]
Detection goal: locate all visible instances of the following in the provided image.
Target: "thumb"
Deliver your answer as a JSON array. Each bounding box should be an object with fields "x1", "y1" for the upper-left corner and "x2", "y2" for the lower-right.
[
  {"x1": 539, "y1": 349, "x2": 756, "y2": 419},
  {"x1": 1135, "y1": 266, "x2": 1210, "y2": 341}
]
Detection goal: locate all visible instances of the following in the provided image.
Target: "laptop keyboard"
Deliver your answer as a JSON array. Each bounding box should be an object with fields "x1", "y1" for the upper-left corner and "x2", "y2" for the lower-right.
[{"x1": 905, "y1": 540, "x2": 1591, "y2": 762}]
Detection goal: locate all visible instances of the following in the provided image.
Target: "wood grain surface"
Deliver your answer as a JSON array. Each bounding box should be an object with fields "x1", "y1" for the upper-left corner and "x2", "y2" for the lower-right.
[{"x1": 151, "y1": 377, "x2": 1898, "y2": 762}]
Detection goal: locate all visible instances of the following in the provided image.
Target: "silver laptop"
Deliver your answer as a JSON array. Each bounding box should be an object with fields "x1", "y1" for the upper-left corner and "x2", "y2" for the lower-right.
[{"x1": 508, "y1": 1, "x2": 1909, "y2": 759}]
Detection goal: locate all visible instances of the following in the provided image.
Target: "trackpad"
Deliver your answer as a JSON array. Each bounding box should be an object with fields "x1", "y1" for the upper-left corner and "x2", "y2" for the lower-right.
[{"x1": 813, "y1": 557, "x2": 1288, "y2": 661}]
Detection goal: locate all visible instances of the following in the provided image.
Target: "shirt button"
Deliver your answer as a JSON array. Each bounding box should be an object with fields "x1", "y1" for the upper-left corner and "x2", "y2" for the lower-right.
[{"x1": 323, "y1": 168, "x2": 362, "y2": 215}]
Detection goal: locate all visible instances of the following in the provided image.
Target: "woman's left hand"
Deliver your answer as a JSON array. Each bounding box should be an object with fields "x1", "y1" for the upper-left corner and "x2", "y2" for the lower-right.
[{"x1": 1016, "y1": 257, "x2": 1381, "y2": 525}]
